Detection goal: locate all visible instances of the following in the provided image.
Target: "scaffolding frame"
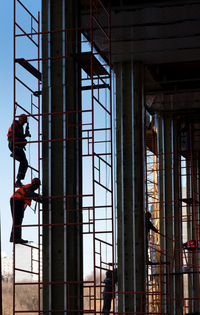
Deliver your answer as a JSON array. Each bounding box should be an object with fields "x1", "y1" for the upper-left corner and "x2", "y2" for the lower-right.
[
  {"x1": 13, "y1": 0, "x2": 41, "y2": 313},
  {"x1": 12, "y1": 1, "x2": 200, "y2": 315},
  {"x1": 12, "y1": 0, "x2": 115, "y2": 314},
  {"x1": 143, "y1": 111, "x2": 200, "y2": 315}
]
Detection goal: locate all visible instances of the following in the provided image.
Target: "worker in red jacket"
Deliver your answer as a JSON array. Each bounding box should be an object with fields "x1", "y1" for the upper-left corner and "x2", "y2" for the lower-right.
[
  {"x1": 7, "y1": 114, "x2": 31, "y2": 186},
  {"x1": 10, "y1": 178, "x2": 42, "y2": 244}
]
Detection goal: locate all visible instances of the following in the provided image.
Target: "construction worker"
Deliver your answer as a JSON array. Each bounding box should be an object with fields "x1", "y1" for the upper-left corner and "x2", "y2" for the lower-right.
[
  {"x1": 145, "y1": 211, "x2": 158, "y2": 264},
  {"x1": 180, "y1": 118, "x2": 190, "y2": 151},
  {"x1": 7, "y1": 114, "x2": 31, "y2": 186},
  {"x1": 10, "y1": 178, "x2": 42, "y2": 244},
  {"x1": 102, "y1": 268, "x2": 118, "y2": 315}
]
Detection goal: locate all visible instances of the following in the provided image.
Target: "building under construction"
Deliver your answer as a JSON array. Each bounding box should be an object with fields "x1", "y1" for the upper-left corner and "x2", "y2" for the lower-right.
[{"x1": 10, "y1": 0, "x2": 200, "y2": 314}]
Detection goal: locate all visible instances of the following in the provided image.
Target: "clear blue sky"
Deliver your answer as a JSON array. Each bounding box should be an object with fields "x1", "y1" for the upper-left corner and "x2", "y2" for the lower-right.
[
  {"x1": 0, "y1": 1, "x2": 41, "y2": 258},
  {"x1": 0, "y1": 1, "x2": 16, "y2": 257}
]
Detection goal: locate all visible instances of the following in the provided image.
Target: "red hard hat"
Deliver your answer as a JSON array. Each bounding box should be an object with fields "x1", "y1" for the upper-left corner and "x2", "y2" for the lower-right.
[
  {"x1": 19, "y1": 114, "x2": 27, "y2": 124},
  {"x1": 31, "y1": 178, "x2": 41, "y2": 186}
]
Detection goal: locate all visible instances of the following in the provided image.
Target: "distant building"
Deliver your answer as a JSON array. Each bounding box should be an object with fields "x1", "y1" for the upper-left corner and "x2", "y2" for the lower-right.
[
  {"x1": 15, "y1": 244, "x2": 40, "y2": 282},
  {"x1": 2, "y1": 255, "x2": 13, "y2": 276},
  {"x1": 1, "y1": 245, "x2": 41, "y2": 282}
]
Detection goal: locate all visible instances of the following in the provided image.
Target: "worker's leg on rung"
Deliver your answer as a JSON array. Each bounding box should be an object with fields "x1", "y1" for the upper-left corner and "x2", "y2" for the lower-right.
[{"x1": 14, "y1": 147, "x2": 28, "y2": 180}]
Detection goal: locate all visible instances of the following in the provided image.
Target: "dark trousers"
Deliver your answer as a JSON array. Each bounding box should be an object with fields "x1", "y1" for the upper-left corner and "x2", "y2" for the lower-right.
[
  {"x1": 9, "y1": 142, "x2": 28, "y2": 180},
  {"x1": 102, "y1": 293, "x2": 112, "y2": 315},
  {"x1": 10, "y1": 198, "x2": 25, "y2": 241}
]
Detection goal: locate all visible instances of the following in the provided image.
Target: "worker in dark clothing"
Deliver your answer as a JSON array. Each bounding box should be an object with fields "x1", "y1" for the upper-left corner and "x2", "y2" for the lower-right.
[
  {"x1": 7, "y1": 114, "x2": 31, "y2": 186},
  {"x1": 10, "y1": 178, "x2": 42, "y2": 244},
  {"x1": 102, "y1": 269, "x2": 118, "y2": 315},
  {"x1": 146, "y1": 211, "x2": 158, "y2": 234},
  {"x1": 180, "y1": 119, "x2": 190, "y2": 151},
  {"x1": 145, "y1": 211, "x2": 158, "y2": 264}
]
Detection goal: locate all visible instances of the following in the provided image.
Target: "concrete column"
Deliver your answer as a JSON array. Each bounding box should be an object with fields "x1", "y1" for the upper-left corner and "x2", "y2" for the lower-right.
[
  {"x1": 186, "y1": 159, "x2": 193, "y2": 312},
  {"x1": 65, "y1": 2, "x2": 83, "y2": 314},
  {"x1": 116, "y1": 61, "x2": 145, "y2": 313},
  {"x1": 42, "y1": 1, "x2": 82, "y2": 314},
  {"x1": 191, "y1": 152, "x2": 200, "y2": 312},
  {"x1": 163, "y1": 113, "x2": 174, "y2": 315},
  {"x1": 173, "y1": 117, "x2": 183, "y2": 315},
  {"x1": 186, "y1": 153, "x2": 199, "y2": 313},
  {"x1": 116, "y1": 63, "x2": 124, "y2": 312},
  {"x1": 159, "y1": 111, "x2": 176, "y2": 314},
  {"x1": 158, "y1": 114, "x2": 166, "y2": 314}
]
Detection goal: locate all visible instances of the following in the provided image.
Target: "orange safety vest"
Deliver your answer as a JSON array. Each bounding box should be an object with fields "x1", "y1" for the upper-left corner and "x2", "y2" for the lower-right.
[
  {"x1": 11, "y1": 184, "x2": 32, "y2": 207},
  {"x1": 7, "y1": 121, "x2": 23, "y2": 140}
]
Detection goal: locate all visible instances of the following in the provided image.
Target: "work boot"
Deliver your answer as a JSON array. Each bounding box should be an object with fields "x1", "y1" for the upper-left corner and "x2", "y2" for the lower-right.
[
  {"x1": 10, "y1": 238, "x2": 28, "y2": 244},
  {"x1": 15, "y1": 239, "x2": 28, "y2": 244},
  {"x1": 15, "y1": 179, "x2": 23, "y2": 187}
]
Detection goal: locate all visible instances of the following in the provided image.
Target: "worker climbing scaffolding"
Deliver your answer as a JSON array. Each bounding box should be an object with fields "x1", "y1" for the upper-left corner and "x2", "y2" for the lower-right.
[
  {"x1": 7, "y1": 114, "x2": 31, "y2": 186},
  {"x1": 10, "y1": 178, "x2": 43, "y2": 244}
]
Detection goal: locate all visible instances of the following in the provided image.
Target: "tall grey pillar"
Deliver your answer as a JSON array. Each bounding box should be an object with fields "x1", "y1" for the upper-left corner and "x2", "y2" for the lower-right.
[
  {"x1": 173, "y1": 117, "x2": 183, "y2": 315},
  {"x1": 164, "y1": 113, "x2": 174, "y2": 314},
  {"x1": 186, "y1": 152, "x2": 199, "y2": 313},
  {"x1": 186, "y1": 159, "x2": 193, "y2": 312},
  {"x1": 158, "y1": 114, "x2": 166, "y2": 314},
  {"x1": 191, "y1": 152, "x2": 200, "y2": 312},
  {"x1": 116, "y1": 61, "x2": 145, "y2": 313},
  {"x1": 42, "y1": 1, "x2": 82, "y2": 313},
  {"x1": 158, "y1": 112, "x2": 175, "y2": 314}
]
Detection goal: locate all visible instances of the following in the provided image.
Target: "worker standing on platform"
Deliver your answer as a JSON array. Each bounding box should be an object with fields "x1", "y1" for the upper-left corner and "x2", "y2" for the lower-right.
[
  {"x1": 102, "y1": 268, "x2": 118, "y2": 315},
  {"x1": 10, "y1": 178, "x2": 42, "y2": 244},
  {"x1": 145, "y1": 211, "x2": 158, "y2": 264},
  {"x1": 7, "y1": 114, "x2": 31, "y2": 186}
]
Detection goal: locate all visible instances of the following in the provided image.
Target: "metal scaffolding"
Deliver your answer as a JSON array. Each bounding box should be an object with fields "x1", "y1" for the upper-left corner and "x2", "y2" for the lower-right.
[
  {"x1": 13, "y1": 0, "x2": 41, "y2": 313},
  {"x1": 12, "y1": 0, "x2": 115, "y2": 314},
  {"x1": 11, "y1": 1, "x2": 200, "y2": 315},
  {"x1": 144, "y1": 111, "x2": 200, "y2": 315}
]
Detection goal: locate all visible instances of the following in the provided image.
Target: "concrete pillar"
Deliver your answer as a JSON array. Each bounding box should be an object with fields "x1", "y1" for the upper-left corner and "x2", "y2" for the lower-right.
[
  {"x1": 42, "y1": 1, "x2": 82, "y2": 314},
  {"x1": 158, "y1": 111, "x2": 176, "y2": 314},
  {"x1": 158, "y1": 114, "x2": 166, "y2": 314},
  {"x1": 163, "y1": 113, "x2": 174, "y2": 315},
  {"x1": 186, "y1": 159, "x2": 193, "y2": 312},
  {"x1": 116, "y1": 61, "x2": 145, "y2": 313},
  {"x1": 186, "y1": 152, "x2": 200, "y2": 313},
  {"x1": 191, "y1": 152, "x2": 200, "y2": 312},
  {"x1": 173, "y1": 117, "x2": 183, "y2": 315}
]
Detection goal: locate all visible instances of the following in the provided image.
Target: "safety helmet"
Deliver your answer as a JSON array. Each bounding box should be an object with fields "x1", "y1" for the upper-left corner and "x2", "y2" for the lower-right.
[
  {"x1": 31, "y1": 178, "x2": 41, "y2": 186},
  {"x1": 106, "y1": 270, "x2": 112, "y2": 278},
  {"x1": 19, "y1": 114, "x2": 27, "y2": 124}
]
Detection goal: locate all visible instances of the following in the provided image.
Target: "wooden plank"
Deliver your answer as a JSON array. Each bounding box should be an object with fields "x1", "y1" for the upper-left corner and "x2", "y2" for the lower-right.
[
  {"x1": 15, "y1": 58, "x2": 42, "y2": 81},
  {"x1": 75, "y1": 52, "x2": 109, "y2": 76}
]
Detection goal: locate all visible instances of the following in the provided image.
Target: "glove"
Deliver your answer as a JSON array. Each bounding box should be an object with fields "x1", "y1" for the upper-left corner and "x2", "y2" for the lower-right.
[{"x1": 25, "y1": 123, "x2": 31, "y2": 137}]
